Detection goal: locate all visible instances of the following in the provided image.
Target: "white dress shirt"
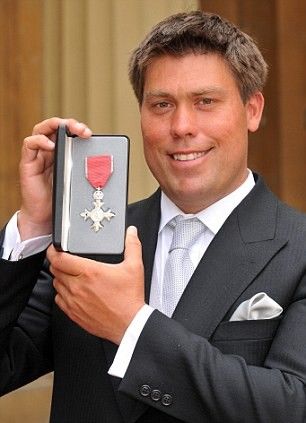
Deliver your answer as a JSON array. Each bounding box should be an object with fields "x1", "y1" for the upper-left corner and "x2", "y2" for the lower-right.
[
  {"x1": 2, "y1": 212, "x2": 51, "y2": 260},
  {"x1": 1, "y1": 171, "x2": 255, "y2": 379}
]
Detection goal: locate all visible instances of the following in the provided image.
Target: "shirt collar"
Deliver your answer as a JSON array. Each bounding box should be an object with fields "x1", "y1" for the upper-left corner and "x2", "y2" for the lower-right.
[{"x1": 159, "y1": 170, "x2": 255, "y2": 235}]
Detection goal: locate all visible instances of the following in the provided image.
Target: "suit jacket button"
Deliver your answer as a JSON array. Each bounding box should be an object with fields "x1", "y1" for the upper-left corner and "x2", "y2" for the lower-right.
[
  {"x1": 139, "y1": 384, "x2": 151, "y2": 397},
  {"x1": 161, "y1": 393, "x2": 173, "y2": 406},
  {"x1": 151, "y1": 389, "x2": 162, "y2": 402}
]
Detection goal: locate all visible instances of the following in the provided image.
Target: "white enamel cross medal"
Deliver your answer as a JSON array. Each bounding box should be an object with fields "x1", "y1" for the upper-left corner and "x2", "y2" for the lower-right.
[{"x1": 80, "y1": 155, "x2": 115, "y2": 232}]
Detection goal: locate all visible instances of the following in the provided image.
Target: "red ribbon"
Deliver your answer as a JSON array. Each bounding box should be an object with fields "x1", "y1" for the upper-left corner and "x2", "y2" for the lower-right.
[{"x1": 85, "y1": 155, "x2": 113, "y2": 189}]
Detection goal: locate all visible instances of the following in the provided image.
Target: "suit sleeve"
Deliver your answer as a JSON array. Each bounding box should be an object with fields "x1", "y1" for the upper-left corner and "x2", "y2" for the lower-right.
[
  {"x1": 0, "y1": 252, "x2": 54, "y2": 394},
  {"x1": 118, "y1": 275, "x2": 306, "y2": 422}
]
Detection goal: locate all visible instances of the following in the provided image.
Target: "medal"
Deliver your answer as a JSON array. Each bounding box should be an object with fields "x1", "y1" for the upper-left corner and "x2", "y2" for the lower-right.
[{"x1": 80, "y1": 155, "x2": 115, "y2": 232}]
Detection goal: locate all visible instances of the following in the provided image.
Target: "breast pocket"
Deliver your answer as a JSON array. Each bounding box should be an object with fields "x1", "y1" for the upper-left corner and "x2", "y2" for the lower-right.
[{"x1": 210, "y1": 318, "x2": 281, "y2": 366}]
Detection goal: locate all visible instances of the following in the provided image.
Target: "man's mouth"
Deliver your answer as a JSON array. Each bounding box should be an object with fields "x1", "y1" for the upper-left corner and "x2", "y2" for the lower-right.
[{"x1": 172, "y1": 151, "x2": 209, "y2": 161}]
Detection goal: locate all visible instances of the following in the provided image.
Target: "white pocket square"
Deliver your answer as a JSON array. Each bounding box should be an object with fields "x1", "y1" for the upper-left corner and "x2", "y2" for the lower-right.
[{"x1": 229, "y1": 292, "x2": 283, "y2": 321}]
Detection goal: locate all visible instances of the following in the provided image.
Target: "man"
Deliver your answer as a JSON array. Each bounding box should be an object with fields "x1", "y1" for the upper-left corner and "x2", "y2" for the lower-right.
[{"x1": 0, "y1": 10, "x2": 306, "y2": 422}]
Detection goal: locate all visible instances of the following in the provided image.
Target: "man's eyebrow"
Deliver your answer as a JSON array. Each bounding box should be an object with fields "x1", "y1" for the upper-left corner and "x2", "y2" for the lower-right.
[
  {"x1": 191, "y1": 87, "x2": 227, "y2": 96},
  {"x1": 143, "y1": 91, "x2": 171, "y2": 99},
  {"x1": 143, "y1": 87, "x2": 227, "y2": 99}
]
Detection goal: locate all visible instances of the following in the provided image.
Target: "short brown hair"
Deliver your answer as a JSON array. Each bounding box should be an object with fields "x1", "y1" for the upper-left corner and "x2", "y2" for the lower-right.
[{"x1": 129, "y1": 11, "x2": 268, "y2": 104}]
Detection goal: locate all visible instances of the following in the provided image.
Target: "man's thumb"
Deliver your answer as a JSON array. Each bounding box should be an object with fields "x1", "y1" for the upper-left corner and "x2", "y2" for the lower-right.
[{"x1": 124, "y1": 226, "x2": 142, "y2": 262}]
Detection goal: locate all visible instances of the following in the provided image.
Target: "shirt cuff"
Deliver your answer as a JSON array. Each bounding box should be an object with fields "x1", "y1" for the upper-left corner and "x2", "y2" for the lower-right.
[
  {"x1": 108, "y1": 304, "x2": 154, "y2": 378},
  {"x1": 2, "y1": 212, "x2": 52, "y2": 260}
]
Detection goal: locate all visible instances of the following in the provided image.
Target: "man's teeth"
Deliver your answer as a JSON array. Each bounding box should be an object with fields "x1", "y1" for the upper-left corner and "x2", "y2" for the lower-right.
[{"x1": 173, "y1": 151, "x2": 206, "y2": 161}]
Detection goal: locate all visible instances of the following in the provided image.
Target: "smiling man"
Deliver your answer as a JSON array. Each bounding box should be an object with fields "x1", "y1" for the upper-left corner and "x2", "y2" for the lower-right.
[
  {"x1": 140, "y1": 53, "x2": 263, "y2": 213},
  {"x1": 0, "y1": 10, "x2": 306, "y2": 423}
]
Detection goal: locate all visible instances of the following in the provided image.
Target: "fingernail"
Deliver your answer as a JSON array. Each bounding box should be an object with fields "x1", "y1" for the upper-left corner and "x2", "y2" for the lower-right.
[
  {"x1": 75, "y1": 122, "x2": 91, "y2": 136},
  {"x1": 128, "y1": 226, "x2": 138, "y2": 236},
  {"x1": 75, "y1": 122, "x2": 85, "y2": 130},
  {"x1": 84, "y1": 127, "x2": 92, "y2": 136}
]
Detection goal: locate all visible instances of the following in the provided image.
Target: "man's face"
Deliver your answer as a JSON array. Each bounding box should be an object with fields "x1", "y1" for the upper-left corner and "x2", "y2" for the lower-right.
[{"x1": 140, "y1": 53, "x2": 264, "y2": 213}]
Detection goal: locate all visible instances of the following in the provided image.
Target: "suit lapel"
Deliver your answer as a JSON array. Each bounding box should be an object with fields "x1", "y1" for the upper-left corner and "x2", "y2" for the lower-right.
[
  {"x1": 132, "y1": 191, "x2": 161, "y2": 303},
  {"x1": 173, "y1": 176, "x2": 288, "y2": 339},
  {"x1": 102, "y1": 191, "x2": 161, "y2": 423}
]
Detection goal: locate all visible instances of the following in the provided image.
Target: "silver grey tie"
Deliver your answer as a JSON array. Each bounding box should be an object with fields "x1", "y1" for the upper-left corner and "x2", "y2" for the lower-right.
[{"x1": 162, "y1": 216, "x2": 204, "y2": 317}]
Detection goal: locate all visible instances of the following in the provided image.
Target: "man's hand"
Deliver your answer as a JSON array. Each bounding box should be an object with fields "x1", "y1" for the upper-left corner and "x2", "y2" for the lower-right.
[
  {"x1": 47, "y1": 226, "x2": 145, "y2": 345},
  {"x1": 18, "y1": 117, "x2": 92, "y2": 240}
]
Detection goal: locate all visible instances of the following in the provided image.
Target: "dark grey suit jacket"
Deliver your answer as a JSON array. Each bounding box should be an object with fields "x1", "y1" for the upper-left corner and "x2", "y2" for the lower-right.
[{"x1": 0, "y1": 174, "x2": 306, "y2": 422}]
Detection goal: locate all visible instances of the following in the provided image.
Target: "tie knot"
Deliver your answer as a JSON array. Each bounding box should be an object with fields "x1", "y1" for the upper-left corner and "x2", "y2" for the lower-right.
[{"x1": 169, "y1": 216, "x2": 204, "y2": 251}]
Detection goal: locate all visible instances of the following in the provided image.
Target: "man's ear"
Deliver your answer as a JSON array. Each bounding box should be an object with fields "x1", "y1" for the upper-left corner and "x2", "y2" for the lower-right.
[{"x1": 246, "y1": 91, "x2": 265, "y2": 133}]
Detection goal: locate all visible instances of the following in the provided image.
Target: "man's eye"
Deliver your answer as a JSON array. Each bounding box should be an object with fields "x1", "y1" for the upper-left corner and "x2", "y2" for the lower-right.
[
  {"x1": 150, "y1": 101, "x2": 172, "y2": 113},
  {"x1": 155, "y1": 102, "x2": 170, "y2": 108},
  {"x1": 199, "y1": 98, "x2": 213, "y2": 105}
]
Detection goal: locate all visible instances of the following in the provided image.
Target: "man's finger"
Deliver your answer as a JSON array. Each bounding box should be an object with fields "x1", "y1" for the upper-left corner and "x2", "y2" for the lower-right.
[
  {"x1": 32, "y1": 117, "x2": 92, "y2": 139},
  {"x1": 124, "y1": 226, "x2": 143, "y2": 263},
  {"x1": 21, "y1": 135, "x2": 55, "y2": 162},
  {"x1": 32, "y1": 117, "x2": 68, "y2": 136},
  {"x1": 47, "y1": 244, "x2": 91, "y2": 276}
]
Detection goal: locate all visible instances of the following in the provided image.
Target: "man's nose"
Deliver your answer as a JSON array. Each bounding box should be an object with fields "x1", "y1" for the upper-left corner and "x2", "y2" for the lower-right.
[{"x1": 170, "y1": 105, "x2": 198, "y2": 139}]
